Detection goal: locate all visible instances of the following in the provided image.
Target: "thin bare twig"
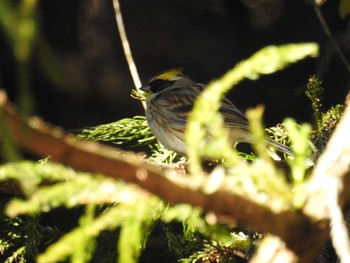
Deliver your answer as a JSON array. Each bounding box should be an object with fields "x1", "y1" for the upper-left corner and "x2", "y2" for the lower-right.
[
  {"x1": 112, "y1": 0, "x2": 146, "y2": 109},
  {"x1": 312, "y1": 1, "x2": 350, "y2": 74}
]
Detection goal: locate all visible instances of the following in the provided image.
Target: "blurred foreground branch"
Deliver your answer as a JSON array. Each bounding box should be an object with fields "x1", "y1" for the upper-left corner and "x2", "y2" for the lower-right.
[{"x1": 2, "y1": 90, "x2": 350, "y2": 261}]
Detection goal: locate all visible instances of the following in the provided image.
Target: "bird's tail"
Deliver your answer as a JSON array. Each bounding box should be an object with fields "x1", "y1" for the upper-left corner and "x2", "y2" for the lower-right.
[{"x1": 266, "y1": 138, "x2": 314, "y2": 167}]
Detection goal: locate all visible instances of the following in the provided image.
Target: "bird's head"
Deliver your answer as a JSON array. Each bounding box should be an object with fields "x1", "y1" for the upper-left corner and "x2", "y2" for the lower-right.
[{"x1": 140, "y1": 68, "x2": 189, "y2": 95}]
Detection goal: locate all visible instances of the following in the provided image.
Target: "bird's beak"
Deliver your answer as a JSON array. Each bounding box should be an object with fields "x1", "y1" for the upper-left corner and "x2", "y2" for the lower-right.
[{"x1": 139, "y1": 84, "x2": 150, "y2": 92}]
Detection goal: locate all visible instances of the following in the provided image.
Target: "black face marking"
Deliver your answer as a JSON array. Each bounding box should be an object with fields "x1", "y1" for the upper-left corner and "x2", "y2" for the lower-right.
[{"x1": 149, "y1": 79, "x2": 175, "y2": 93}]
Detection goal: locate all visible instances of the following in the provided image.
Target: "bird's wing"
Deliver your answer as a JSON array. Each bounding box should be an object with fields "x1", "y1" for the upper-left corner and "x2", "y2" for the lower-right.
[
  {"x1": 220, "y1": 97, "x2": 249, "y2": 131},
  {"x1": 155, "y1": 83, "x2": 203, "y2": 119},
  {"x1": 154, "y1": 83, "x2": 249, "y2": 131}
]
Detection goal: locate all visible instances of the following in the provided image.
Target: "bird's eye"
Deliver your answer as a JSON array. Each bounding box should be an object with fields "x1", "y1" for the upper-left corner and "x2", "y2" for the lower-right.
[{"x1": 149, "y1": 79, "x2": 174, "y2": 93}]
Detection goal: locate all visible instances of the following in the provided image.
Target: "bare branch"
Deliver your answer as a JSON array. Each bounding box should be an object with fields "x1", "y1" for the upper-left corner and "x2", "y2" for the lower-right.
[
  {"x1": 112, "y1": 0, "x2": 146, "y2": 109},
  {"x1": 304, "y1": 104, "x2": 350, "y2": 262},
  {"x1": 311, "y1": 1, "x2": 350, "y2": 74},
  {"x1": 0, "y1": 90, "x2": 331, "y2": 261}
]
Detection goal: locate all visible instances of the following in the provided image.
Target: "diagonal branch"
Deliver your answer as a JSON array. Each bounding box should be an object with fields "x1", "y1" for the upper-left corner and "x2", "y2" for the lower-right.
[
  {"x1": 0, "y1": 90, "x2": 336, "y2": 262},
  {"x1": 311, "y1": 1, "x2": 350, "y2": 74}
]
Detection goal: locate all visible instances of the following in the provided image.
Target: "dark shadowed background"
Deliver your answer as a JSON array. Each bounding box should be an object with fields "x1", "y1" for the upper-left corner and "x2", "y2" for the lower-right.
[{"x1": 0, "y1": 0, "x2": 348, "y2": 131}]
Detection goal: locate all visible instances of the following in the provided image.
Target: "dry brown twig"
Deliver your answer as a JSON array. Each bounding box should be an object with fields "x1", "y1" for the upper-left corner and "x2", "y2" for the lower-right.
[
  {"x1": 311, "y1": 0, "x2": 350, "y2": 74},
  {"x1": 112, "y1": 0, "x2": 146, "y2": 109}
]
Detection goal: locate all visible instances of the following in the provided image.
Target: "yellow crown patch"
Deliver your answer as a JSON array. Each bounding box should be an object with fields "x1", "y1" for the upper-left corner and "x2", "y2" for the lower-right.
[{"x1": 153, "y1": 68, "x2": 183, "y2": 81}]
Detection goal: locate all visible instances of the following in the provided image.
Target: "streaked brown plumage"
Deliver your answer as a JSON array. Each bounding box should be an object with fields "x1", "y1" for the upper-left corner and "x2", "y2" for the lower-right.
[{"x1": 141, "y1": 68, "x2": 313, "y2": 165}]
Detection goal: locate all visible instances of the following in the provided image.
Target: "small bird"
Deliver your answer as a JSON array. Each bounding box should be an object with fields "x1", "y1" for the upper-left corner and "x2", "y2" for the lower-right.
[{"x1": 140, "y1": 68, "x2": 309, "y2": 164}]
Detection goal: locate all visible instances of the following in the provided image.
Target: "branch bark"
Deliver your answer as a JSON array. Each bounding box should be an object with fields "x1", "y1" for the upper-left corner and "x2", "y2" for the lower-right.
[
  {"x1": 2, "y1": 90, "x2": 350, "y2": 262},
  {"x1": 304, "y1": 104, "x2": 350, "y2": 262}
]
